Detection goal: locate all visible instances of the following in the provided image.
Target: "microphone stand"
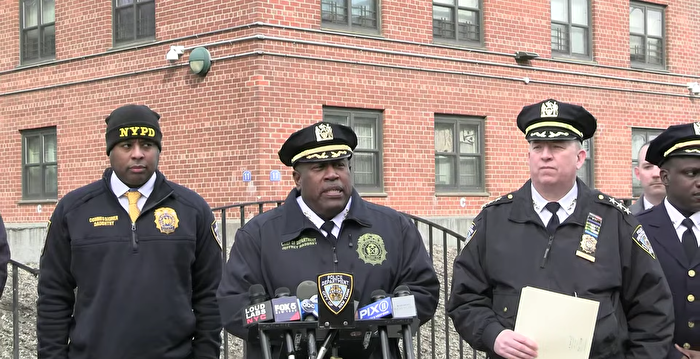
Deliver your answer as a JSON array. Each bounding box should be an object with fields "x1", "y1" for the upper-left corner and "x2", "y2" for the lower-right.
[
  {"x1": 258, "y1": 326, "x2": 273, "y2": 359},
  {"x1": 402, "y1": 324, "x2": 415, "y2": 359}
]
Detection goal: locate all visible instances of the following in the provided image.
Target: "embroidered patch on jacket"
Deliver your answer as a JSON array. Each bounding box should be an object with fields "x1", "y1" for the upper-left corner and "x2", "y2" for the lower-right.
[
  {"x1": 356, "y1": 233, "x2": 387, "y2": 265},
  {"x1": 632, "y1": 225, "x2": 655, "y2": 259},
  {"x1": 88, "y1": 215, "x2": 119, "y2": 227},
  {"x1": 281, "y1": 237, "x2": 317, "y2": 250},
  {"x1": 466, "y1": 220, "x2": 477, "y2": 242},
  {"x1": 211, "y1": 220, "x2": 222, "y2": 250},
  {"x1": 154, "y1": 207, "x2": 179, "y2": 234}
]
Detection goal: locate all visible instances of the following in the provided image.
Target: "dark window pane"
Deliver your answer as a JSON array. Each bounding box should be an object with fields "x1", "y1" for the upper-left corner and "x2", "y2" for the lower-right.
[
  {"x1": 42, "y1": 0, "x2": 54, "y2": 23},
  {"x1": 457, "y1": 10, "x2": 479, "y2": 41},
  {"x1": 459, "y1": 157, "x2": 479, "y2": 187},
  {"x1": 551, "y1": 0, "x2": 568, "y2": 22},
  {"x1": 26, "y1": 136, "x2": 41, "y2": 164},
  {"x1": 27, "y1": 166, "x2": 42, "y2": 195},
  {"x1": 353, "y1": 152, "x2": 376, "y2": 186},
  {"x1": 115, "y1": 6, "x2": 135, "y2": 41},
  {"x1": 352, "y1": 0, "x2": 376, "y2": 28},
  {"x1": 551, "y1": 23, "x2": 569, "y2": 53},
  {"x1": 435, "y1": 155, "x2": 455, "y2": 185},
  {"x1": 322, "y1": 0, "x2": 347, "y2": 24},
  {"x1": 23, "y1": 0, "x2": 38, "y2": 28},
  {"x1": 42, "y1": 25, "x2": 55, "y2": 57},
  {"x1": 630, "y1": 35, "x2": 645, "y2": 62},
  {"x1": 647, "y1": 38, "x2": 663, "y2": 65},
  {"x1": 571, "y1": 26, "x2": 587, "y2": 55},
  {"x1": 44, "y1": 133, "x2": 57, "y2": 162},
  {"x1": 433, "y1": 6, "x2": 454, "y2": 39},
  {"x1": 22, "y1": 28, "x2": 40, "y2": 61},
  {"x1": 45, "y1": 165, "x2": 57, "y2": 193},
  {"x1": 325, "y1": 114, "x2": 349, "y2": 125},
  {"x1": 137, "y1": 2, "x2": 155, "y2": 37}
]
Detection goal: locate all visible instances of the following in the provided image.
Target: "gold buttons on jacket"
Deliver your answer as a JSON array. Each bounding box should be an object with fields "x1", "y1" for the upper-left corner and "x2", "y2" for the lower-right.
[
  {"x1": 689, "y1": 270, "x2": 696, "y2": 277},
  {"x1": 684, "y1": 343, "x2": 691, "y2": 349},
  {"x1": 689, "y1": 321, "x2": 695, "y2": 328},
  {"x1": 688, "y1": 294, "x2": 695, "y2": 302},
  {"x1": 503, "y1": 307, "x2": 508, "y2": 312}
]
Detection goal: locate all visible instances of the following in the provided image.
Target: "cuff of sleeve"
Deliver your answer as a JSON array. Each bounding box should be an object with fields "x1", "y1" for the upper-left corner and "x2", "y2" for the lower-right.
[{"x1": 482, "y1": 321, "x2": 505, "y2": 351}]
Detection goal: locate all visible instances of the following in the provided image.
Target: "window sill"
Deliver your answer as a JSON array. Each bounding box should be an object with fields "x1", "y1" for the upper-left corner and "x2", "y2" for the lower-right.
[
  {"x1": 18, "y1": 199, "x2": 58, "y2": 205},
  {"x1": 630, "y1": 64, "x2": 668, "y2": 73},
  {"x1": 357, "y1": 192, "x2": 388, "y2": 197},
  {"x1": 109, "y1": 38, "x2": 157, "y2": 51},
  {"x1": 435, "y1": 191, "x2": 490, "y2": 197},
  {"x1": 432, "y1": 39, "x2": 485, "y2": 50},
  {"x1": 550, "y1": 56, "x2": 595, "y2": 65},
  {"x1": 16, "y1": 57, "x2": 57, "y2": 69},
  {"x1": 319, "y1": 25, "x2": 382, "y2": 37}
]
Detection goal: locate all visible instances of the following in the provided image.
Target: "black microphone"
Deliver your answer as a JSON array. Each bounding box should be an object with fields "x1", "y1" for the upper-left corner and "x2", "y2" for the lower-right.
[
  {"x1": 245, "y1": 284, "x2": 274, "y2": 359},
  {"x1": 296, "y1": 280, "x2": 318, "y2": 359},
  {"x1": 371, "y1": 290, "x2": 392, "y2": 359},
  {"x1": 273, "y1": 287, "x2": 300, "y2": 359},
  {"x1": 392, "y1": 285, "x2": 417, "y2": 359}
]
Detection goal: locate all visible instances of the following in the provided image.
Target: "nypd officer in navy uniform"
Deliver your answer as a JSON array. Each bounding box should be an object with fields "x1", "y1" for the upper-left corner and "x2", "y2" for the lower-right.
[
  {"x1": 37, "y1": 104, "x2": 223, "y2": 359},
  {"x1": 217, "y1": 121, "x2": 440, "y2": 358},
  {"x1": 447, "y1": 99, "x2": 675, "y2": 359},
  {"x1": 637, "y1": 123, "x2": 700, "y2": 359}
]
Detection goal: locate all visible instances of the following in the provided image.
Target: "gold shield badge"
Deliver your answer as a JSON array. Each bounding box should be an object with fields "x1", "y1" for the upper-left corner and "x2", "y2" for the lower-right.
[
  {"x1": 357, "y1": 233, "x2": 387, "y2": 265},
  {"x1": 154, "y1": 207, "x2": 179, "y2": 234}
]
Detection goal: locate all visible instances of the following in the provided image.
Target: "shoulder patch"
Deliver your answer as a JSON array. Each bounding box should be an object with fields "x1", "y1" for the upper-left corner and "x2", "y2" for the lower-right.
[
  {"x1": 480, "y1": 193, "x2": 514, "y2": 210},
  {"x1": 632, "y1": 224, "x2": 655, "y2": 259},
  {"x1": 466, "y1": 220, "x2": 477, "y2": 241},
  {"x1": 594, "y1": 193, "x2": 632, "y2": 215},
  {"x1": 211, "y1": 220, "x2": 223, "y2": 251}
]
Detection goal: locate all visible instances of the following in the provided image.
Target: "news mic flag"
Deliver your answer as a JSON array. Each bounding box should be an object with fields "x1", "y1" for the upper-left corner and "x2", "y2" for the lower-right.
[{"x1": 244, "y1": 284, "x2": 274, "y2": 326}]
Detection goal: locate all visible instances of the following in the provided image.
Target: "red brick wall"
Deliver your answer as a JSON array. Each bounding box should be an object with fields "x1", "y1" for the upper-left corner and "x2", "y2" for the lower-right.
[{"x1": 1, "y1": 0, "x2": 698, "y2": 223}]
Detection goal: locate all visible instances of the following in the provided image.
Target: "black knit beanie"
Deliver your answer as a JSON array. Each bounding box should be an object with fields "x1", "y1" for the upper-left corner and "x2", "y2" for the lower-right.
[{"x1": 105, "y1": 104, "x2": 162, "y2": 155}]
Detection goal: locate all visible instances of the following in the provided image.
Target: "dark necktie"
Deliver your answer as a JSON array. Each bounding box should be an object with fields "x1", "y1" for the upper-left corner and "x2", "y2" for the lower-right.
[
  {"x1": 545, "y1": 202, "x2": 561, "y2": 235},
  {"x1": 321, "y1": 221, "x2": 337, "y2": 242},
  {"x1": 682, "y1": 218, "x2": 698, "y2": 261}
]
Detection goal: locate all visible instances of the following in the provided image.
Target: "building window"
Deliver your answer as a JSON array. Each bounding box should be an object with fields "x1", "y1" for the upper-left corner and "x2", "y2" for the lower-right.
[
  {"x1": 630, "y1": 2, "x2": 665, "y2": 68},
  {"x1": 21, "y1": 127, "x2": 57, "y2": 200},
  {"x1": 435, "y1": 116, "x2": 485, "y2": 192},
  {"x1": 577, "y1": 138, "x2": 594, "y2": 187},
  {"x1": 20, "y1": 0, "x2": 55, "y2": 63},
  {"x1": 321, "y1": 0, "x2": 379, "y2": 33},
  {"x1": 551, "y1": 0, "x2": 591, "y2": 59},
  {"x1": 324, "y1": 108, "x2": 383, "y2": 193},
  {"x1": 113, "y1": 0, "x2": 155, "y2": 45},
  {"x1": 631, "y1": 128, "x2": 662, "y2": 196},
  {"x1": 433, "y1": 0, "x2": 482, "y2": 45}
]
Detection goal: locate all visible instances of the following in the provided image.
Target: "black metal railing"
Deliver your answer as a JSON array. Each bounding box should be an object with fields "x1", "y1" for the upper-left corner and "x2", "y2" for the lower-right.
[{"x1": 8, "y1": 200, "x2": 483, "y2": 359}]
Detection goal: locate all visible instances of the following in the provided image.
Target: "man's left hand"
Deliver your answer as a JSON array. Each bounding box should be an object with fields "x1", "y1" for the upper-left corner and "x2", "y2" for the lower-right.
[{"x1": 675, "y1": 344, "x2": 700, "y2": 359}]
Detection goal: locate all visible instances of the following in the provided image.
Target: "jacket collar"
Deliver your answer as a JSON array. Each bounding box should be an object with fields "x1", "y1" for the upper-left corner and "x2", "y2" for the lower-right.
[
  {"x1": 101, "y1": 168, "x2": 173, "y2": 208},
  {"x1": 509, "y1": 178, "x2": 591, "y2": 227},
  {"x1": 643, "y1": 203, "x2": 698, "y2": 267},
  {"x1": 279, "y1": 188, "x2": 371, "y2": 243}
]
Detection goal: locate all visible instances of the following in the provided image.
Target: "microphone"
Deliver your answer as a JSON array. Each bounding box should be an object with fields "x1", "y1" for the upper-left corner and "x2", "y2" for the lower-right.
[
  {"x1": 296, "y1": 281, "x2": 319, "y2": 359},
  {"x1": 272, "y1": 287, "x2": 301, "y2": 359},
  {"x1": 357, "y1": 290, "x2": 393, "y2": 320},
  {"x1": 370, "y1": 290, "x2": 392, "y2": 359},
  {"x1": 244, "y1": 284, "x2": 274, "y2": 359},
  {"x1": 393, "y1": 285, "x2": 417, "y2": 359}
]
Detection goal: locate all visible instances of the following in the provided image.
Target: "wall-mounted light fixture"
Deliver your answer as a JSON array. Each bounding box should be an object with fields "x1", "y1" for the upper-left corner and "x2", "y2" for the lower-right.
[
  {"x1": 188, "y1": 47, "x2": 212, "y2": 76},
  {"x1": 166, "y1": 46, "x2": 185, "y2": 62},
  {"x1": 514, "y1": 51, "x2": 539, "y2": 63},
  {"x1": 688, "y1": 82, "x2": 700, "y2": 96}
]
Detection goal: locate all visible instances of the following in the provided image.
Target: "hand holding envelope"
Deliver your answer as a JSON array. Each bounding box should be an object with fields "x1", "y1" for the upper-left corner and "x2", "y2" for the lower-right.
[{"x1": 513, "y1": 286, "x2": 600, "y2": 359}]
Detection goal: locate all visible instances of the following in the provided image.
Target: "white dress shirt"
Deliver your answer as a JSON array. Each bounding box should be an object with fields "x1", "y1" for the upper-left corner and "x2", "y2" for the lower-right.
[{"x1": 110, "y1": 171, "x2": 156, "y2": 213}]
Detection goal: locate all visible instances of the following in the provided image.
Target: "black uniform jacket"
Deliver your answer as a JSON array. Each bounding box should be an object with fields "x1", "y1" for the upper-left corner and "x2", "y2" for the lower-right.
[
  {"x1": 637, "y1": 204, "x2": 700, "y2": 359},
  {"x1": 217, "y1": 188, "x2": 440, "y2": 359},
  {"x1": 0, "y1": 213, "x2": 9, "y2": 298},
  {"x1": 37, "y1": 169, "x2": 222, "y2": 359},
  {"x1": 447, "y1": 179, "x2": 674, "y2": 359}
]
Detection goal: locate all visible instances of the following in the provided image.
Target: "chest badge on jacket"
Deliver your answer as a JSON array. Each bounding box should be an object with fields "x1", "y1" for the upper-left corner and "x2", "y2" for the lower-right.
[
  {"x1": 357, "y1": 233, "x2": 387, "y2": 265},
  {"x1": 576, "y1": 213, "x2": 602, "y2": 263},
  {"x1": 154, "y1": 207, "x2": 179, "y2": 234}
]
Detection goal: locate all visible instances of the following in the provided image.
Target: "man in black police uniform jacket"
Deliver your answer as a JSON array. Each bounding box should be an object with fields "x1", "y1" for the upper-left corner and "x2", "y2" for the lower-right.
[
  {"x1": 637, "y1": 123, "x2": 700, "y2": 359},
  {"x1": 217, "y1": 121, "x2": 440, "y2": 358},
  {"x1": 0, "y1": 213, "x2": 9, "y2": 298},
  {"x1": 447, "y1": 99, "x2": 674, "y2": 359},
  {"x1": 37, "y1": 104, "x2": 222, "y2": 359}
]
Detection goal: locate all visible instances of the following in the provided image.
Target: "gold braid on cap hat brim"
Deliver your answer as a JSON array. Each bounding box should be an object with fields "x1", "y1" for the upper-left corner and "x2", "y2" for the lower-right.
[
  {"x1": 291, "y1": 144, "x2": 353, "y2": 164},
  {"x1": 663, "y1": 140, "x2": 700, "y2": 157},
  {"x1": 525, "y1": 121, "x2": 583, "y2": 138}
]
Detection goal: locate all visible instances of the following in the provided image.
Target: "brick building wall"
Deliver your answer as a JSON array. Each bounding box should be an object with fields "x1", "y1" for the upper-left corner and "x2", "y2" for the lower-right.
[{"x1": 0, "y1": 0, "x2": 698, "y2": 227}]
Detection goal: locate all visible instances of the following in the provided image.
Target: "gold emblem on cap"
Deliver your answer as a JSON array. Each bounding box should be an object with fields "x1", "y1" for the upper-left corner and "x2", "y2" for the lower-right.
[
  {"x1": 315, "y1": 123, "x2": 334, "y2": 142},
  {"x1": 695, "y1": 122, "x2": 700, "y2": 136},
  {"x1": 540, "y1": 100, "x2": 559, "y2": 118}
]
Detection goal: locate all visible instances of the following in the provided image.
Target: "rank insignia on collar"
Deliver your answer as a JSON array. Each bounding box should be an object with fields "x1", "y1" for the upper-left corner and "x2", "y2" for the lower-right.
[{"x1": 154, "y1": 207, "x2": 179, "y2": 234}]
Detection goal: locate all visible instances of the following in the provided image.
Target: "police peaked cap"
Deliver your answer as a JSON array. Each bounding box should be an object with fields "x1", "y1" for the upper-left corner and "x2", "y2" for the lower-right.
[
  {"x1": 516, "y1": 99, "x2": 597, "y2": 142},
  {"x1": 278, "y1": 122, "x2": 357, "y2": 167},
  {"x1": 646, "y1": 122, "x2": 700, "y2": 167}
]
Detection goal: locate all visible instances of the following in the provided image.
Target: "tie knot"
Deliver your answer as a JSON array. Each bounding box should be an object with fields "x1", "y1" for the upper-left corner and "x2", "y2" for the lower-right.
[
  {"x1": 545, "y1": 202, "x2": 560, "y2": 214},
  {"x1": 125, "y1": 191, "x2": 141, "y2": 204},
  {"x1": 321, "y1": 221, "x2": 335, "y2": 235},
  {"x1": 682, "y1": 218, "x2": 695, "y2": 230}
]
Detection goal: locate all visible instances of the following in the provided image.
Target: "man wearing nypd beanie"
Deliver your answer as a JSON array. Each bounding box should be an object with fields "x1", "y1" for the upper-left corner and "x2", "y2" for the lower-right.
[{"x1": 37, "y1": 104, "x2": 223, "y2": 359}]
